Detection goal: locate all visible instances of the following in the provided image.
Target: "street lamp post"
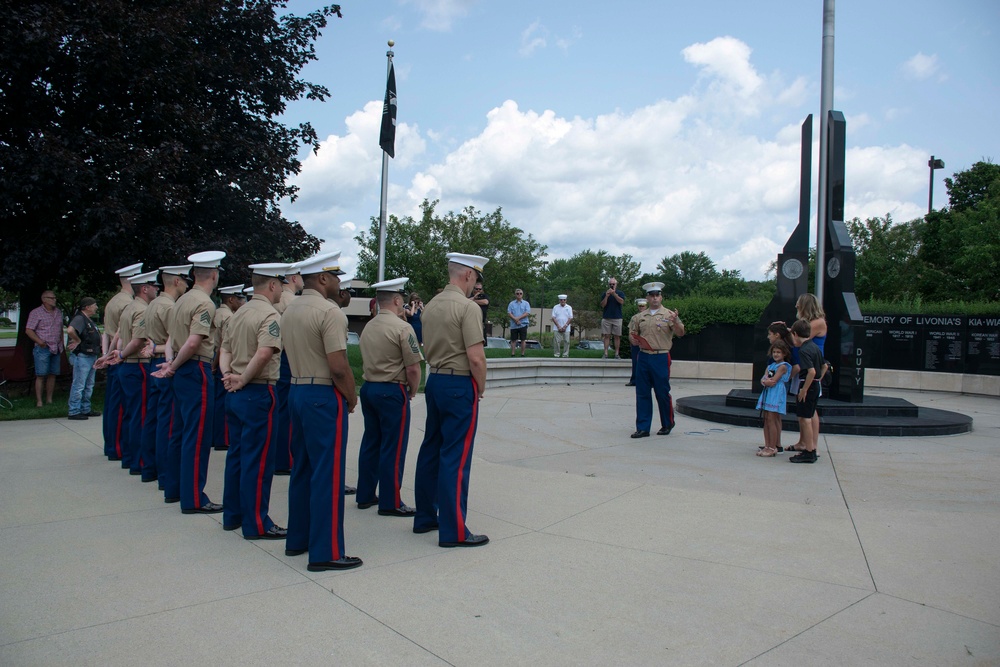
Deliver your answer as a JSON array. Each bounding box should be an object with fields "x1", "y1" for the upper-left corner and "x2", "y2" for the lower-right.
[
  {"x1": 928, "y1": 155, "x2": 945, "y2": 215},
  {"x1": 539, "y1": 261, "x2": 548, "y2": 341}
]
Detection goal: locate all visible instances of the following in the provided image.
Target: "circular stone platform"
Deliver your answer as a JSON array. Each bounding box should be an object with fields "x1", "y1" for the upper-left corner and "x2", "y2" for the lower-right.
[{"x1": 676, "y1": 389, "x2": 973, "y2": 437}]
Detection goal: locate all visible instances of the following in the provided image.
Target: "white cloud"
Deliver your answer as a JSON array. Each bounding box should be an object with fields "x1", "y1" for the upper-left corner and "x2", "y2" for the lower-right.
[
  {"x1": 284, "y1": 37, "x2": 933, "y2": 280},
  {"x1": 901, "y1": 52, "x2": 940, "y2": 81},
  {"x1": 520, "y1": 20, "x2": 547, "y2": 57},
  {"x1": 403, "y1": 0, "x2": 475, "y2": 32}
]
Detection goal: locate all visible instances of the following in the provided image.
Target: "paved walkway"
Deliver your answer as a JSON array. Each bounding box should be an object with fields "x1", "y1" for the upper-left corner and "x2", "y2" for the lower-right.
[{"x1": 1, "y1": 379, "x2": 998, "y2": 665}]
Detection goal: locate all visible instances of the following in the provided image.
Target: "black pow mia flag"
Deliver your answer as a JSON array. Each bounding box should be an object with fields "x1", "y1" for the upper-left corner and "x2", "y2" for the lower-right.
[{"x1": 379, "y1": 61, "x2": 397, "y2": 158}]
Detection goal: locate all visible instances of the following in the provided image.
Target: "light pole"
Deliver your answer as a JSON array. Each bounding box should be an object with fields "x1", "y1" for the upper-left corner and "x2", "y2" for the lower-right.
[
  {"x1": 928, "y1": 155, "x2": 945, "y2": 215},
  {"x1": 539, "y1": 261, "x2": 548, "y2": 340}
]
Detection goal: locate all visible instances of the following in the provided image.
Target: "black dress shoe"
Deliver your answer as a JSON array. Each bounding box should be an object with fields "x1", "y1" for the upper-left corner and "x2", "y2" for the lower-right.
[
  {"x1": 357, "y1": 498, "x2": 378, "y2": 509},
  {"x1": 344, "y1": 485, "x2": 357, "y2": 495},
  {"x1": 274, "y1": 469, "x2": 291, "y2": 476},
  {"x1": 129, "y1": 469, "x2": 141, "y2": 476},
  {"x1": 68, "y1": 414, "x2": 88, "y2": 421},
  {"x1": 285, "y1": 548, "x2": 307, "y2": 557},
  {"x1": 657, "y1": 426, "x2": 673, "y2": 435},
  {"x1": 181, "y1": 501, "x2": 223, "y2": 514},
  {"x1": 413, "y1": 523, "x2": 439, "y2": 534},
  {"x1": 87, "y1": 410, "x2": 102, "y2": 417},
  {"x1": 307, "y1": 557, "x2": 363, "y2": 571},
  {"x1": 213, "y1": 445, "x2": 229, "y2": 451},
  {"x1": 630, "y1": 430, "x2": 650, "y2": 438},
  {"x1": 108, "y1": 456, "x2": 122, "y2": 462},
  {"x1": 223, "y1": 523, "x2": 241, "y2": 531},
  {"x1": 378, "y1": 504, "x2": 416, "y2": 517},
  {"x1": 164, "y1": 497, "x2": 180, "y2": 504},
  {"x1": 439, "y1": 534, "x2": 489, "y2": 548},
  {"x1": 245, "y1": 525, "x2": 287, "y2": 540},
  {"x1": 625, "y1": 382, "x2": 635, "y2": 387},
  {"x1": 140, "y1": 475, "x2": 158, "y2": 483}
]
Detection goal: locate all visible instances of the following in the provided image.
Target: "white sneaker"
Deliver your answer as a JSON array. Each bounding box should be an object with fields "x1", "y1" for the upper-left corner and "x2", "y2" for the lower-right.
[
  {"x1": 562, "y1": 353, "x2": 569, "y2": 358},
  {"x1": 553, "y1": 353, "x2": 560, "y2": 358}
]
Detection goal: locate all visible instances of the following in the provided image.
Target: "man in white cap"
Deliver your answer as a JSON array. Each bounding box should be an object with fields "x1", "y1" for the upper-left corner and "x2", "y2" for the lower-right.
[
  {"x1": 626, "y1": 298, "x2": 647, "y2": 387},
  {"x1": 355, "y1": 277, "x2": 422, "y2": 517},
  {"x1": 550, "y1": 294, "x2": 574, "y2": 358},
  {"x1": 112, "y1": 270, "x2": 159, "y2": 475},
  {"x1": 282, "y1": 250, "x2": 362, "y2": 571},
  {"x1": 272, "y1": 261, "x2": 304, "y2": 475},
  {"x1": 154, "y1": 250, "x2": 225, "y2": 513},
  {"x1": 140, "y1": 264, "x2": 190, "y2": 490},
  {"x1": 413, "y1": 252, "x2": 490, "y2": 547},
  {"x1": 629, "y1": 282, "x2": 685, "y2": 438},
  {"x1": 219, "y1": 263, "x2": 287, "y2": 540},
  {"x1": 212, "y1": 284, "x2": 247, "y2": 452},
  {"x1": 101, "y1": 262, "x2": 140, "y2": 460}
]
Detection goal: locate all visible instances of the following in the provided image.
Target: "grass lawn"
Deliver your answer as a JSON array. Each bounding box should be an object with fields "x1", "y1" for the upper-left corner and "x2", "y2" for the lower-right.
[{"x1": 0, "y1": 330, "x2": 17, "y2": 340}]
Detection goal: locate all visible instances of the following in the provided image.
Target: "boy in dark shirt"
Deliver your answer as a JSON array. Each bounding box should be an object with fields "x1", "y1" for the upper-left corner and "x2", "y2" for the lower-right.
[{"x1": 789, "y1": 319, "x2": 822, "y2": 463}]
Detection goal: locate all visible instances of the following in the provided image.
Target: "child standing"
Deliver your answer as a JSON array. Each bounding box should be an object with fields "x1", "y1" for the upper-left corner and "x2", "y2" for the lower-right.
[
  {"x1": 788, "y1": 319, "x2": 823, "y2": 463},
  {"x1": 756, "y1": 341, "x2": 792, "y2": 457}
]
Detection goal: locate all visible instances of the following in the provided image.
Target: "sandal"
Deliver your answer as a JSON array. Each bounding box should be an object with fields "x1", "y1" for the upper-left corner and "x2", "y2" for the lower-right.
[
  {"x1": 758, "y1": 445, "x2": 784, "y2": 453},
  {"x1": 785, "y1": 444, "x2": 805, "y2": 452},
  {"x1": 756, "y1": 446, "x2": 778, "y2": 457}
]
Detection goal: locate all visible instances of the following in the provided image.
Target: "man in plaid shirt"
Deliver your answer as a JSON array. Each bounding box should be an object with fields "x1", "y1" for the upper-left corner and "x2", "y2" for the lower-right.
[{"x1": 25, "y1": 290, "x2": 64, "y2": 407}]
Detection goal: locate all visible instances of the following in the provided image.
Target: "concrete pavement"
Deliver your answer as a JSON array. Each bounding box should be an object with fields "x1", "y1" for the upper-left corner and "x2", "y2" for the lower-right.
[{"x1": 1, "y1": 379, "x2": 998, "y2": 665}]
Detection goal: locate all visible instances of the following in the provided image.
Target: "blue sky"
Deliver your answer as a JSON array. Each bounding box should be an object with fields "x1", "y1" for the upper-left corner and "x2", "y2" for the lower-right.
[{"x1": 279, "y1": 0, "x2": 999, "y2": 280}]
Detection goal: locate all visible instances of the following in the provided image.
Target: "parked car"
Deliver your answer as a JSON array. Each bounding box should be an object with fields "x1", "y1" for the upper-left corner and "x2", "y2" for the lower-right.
[
  {"x1": 524, "y1": 339, "x2": 542, "y2": 349},
  {"x1": 576, "y1": 339, "x2": 604, "y2": 350},
  {"x1": 347, "y1": 331, "x2": 360, "y2": 345},
  {"x1": 485, "y1": 336, "x2": 509, "y2": 349}
]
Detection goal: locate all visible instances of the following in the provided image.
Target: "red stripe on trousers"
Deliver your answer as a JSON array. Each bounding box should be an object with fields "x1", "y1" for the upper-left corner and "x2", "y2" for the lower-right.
[
  {"x1": 254, "y1": 386, "x2": 276, "y2": 534},
  {"x1": 331, "y1": 388, "x2": 344, "y2": 559},
  {"x1": 394, "y1": 384, "x2": 408, "y2": 507},
  {"x1": 455, "y1": 377, "x2": 478, "y2": 541},
  {"x1": 192, "y1": 363, "x2": 208, "y2": 508}
]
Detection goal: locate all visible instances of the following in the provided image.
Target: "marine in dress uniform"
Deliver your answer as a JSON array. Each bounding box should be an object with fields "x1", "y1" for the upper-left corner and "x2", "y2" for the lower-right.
[
  {"x1": 212, "y1": 285, "x2": 247, "y2": 452},
  {"x1": 115, "y1": 270, "x2": 159, "y2": 474},
  {"x1": 355, "y1": 277, "x2": 422, "y2": 517},
  {"x1": 626, "y1": 298, "x2": 647, "y2": 387},
  {"x1": 153, "y1": 250, "x2": 225, "y2": 513},
  {"x1": 101, "y1": 263, "x2": 141, "y2": 460},
  {"x1": 219, "y1": 264, "x2": 286, "y2": 540},
  {"x1": 138, "y1": 264, "x2": 190, "y2": 486},
  {"x1": 272, "y1": 265, "x2": 304, "y2": 475},
  {"x1": 413, "y1": 253, "x2": 491, "y2": 548},
  {"x1": 282, "y1": 251, "x2": 362, "y2": 571},
  {"x1": 629, "y1": 282, "x2": 685, "y2": 438}
]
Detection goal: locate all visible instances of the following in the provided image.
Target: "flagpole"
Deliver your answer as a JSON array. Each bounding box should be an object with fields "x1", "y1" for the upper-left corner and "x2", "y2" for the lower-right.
[
  {"x1": 815, "y1": 0, "x2": 834, "y2": 303},
  {"x1": 377, "y1": 40, "x2": 395, "y2": 283}
]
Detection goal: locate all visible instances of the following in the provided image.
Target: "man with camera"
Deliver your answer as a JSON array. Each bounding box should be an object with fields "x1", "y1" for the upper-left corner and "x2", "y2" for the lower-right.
[
  {"x1": 470, "y1": 281, "x2": 489, "y2": 338},
  {"x1": 599, "y1": 277, "x2": 626, "y2": 359}
]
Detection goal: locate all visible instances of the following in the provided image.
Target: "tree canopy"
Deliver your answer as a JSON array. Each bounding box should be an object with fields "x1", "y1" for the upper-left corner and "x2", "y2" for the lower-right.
[{"x1": 0, "y1": 1, "x2": 340, "y2": 305}]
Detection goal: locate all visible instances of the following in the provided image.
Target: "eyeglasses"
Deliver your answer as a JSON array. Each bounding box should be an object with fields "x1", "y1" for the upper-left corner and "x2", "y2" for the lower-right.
[{"x1": 647, "y1": 292, "x2": 662, "y2": 296}]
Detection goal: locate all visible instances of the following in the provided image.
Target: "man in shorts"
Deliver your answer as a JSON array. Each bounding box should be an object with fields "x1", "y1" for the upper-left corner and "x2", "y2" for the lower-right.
[
  {"x1": 599, "y1": 277, "x2": 625, "y2": 359},
  {"x1": 507, "y1": 288, "x2": 530, "y2": 357}
]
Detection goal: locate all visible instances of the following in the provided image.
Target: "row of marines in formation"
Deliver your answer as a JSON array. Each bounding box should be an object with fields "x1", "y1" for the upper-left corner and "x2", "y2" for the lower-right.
[{"x1": 99, "y1": 250, "x2": 492, "y2": 571}]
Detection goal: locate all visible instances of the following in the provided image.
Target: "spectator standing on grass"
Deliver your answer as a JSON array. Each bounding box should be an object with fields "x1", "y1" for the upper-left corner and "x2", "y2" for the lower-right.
[
  {"x1": 599, "y1": 277, "x2": 625, "y2": 359},
  {"x1": 25, "y1": 290, "x2": 64, "y2": 408},
  {"x1": 507, "y1": 288, "x2": 531, "y2": 357},
  {"x1": 550, "y1": 294, "x2": 573, "y2": 358},
  {"x1": 66, "y1": 297, "x2": 102, "y2": 420}
]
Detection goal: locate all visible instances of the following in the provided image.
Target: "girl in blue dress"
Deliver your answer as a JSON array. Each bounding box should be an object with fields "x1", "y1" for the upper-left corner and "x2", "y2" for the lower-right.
[{"x1": 756, "y1": 341, "x2": 792, "y2": 457}]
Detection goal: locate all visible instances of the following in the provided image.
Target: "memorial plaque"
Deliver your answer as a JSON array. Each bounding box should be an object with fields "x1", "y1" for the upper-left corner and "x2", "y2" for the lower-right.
[
  {"x1": 920, "y1": 316, "x2": 964, "y2": 372},
  {"x1": 965, "y1": 317, "x2": 1000, "y2": 375}
]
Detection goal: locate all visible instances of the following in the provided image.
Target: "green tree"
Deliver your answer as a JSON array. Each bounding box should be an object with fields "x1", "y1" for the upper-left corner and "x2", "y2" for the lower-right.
[
  {"x1": 944, "y1": 160, "x2": 1000, "y2": 212},
  {"x1": 354, "y1": 200, "x2": 547, "y2": 323},
  {"x1": 847, "y1": 214, "x2": 923, "y2": 301},
  {"x1": 543, "y1": 250, "x2": 642, "y2": 312},
  {"x1": 656, "y1": 251, "x2": 719, "y2": 297},
  {"x1": 0, "y1": 2, "x2": 338, "y2": 338}
]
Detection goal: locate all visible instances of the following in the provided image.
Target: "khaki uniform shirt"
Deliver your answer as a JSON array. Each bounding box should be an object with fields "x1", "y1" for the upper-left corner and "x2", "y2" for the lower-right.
[
  {"x1": 168, "y1": 286, "x2": 216, "y2": 358},
  {"x1": 629, "y1": 308, "x2": 676, "y2": 352},
  {"x1": 221, "y1": 295, "x2": 281, "y2": 381},
  {"x1": 281, "y1": 288, "x2": 347, "y2": 379},
  {"x1": 360, "y1": 311, "x2": 421, "y2": 383},
  {"x1": 214, "y1": 304, "x2": 234, "y2": 352},
  {"x1": 273, "y1": 289, "x2": 297, "y2": 315},
  {"x1": 119, "y1": 299, "x2": 149, "y2": 360},
  {"x1": 145, "y1": 293, "x2": 175, "y2": 346},
  {"x1": 422, "y1": 284, "x2": 484, "y2": 372},
  {"x1": 104, "y1": 291, "x2": 133, "y2": 338}
]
